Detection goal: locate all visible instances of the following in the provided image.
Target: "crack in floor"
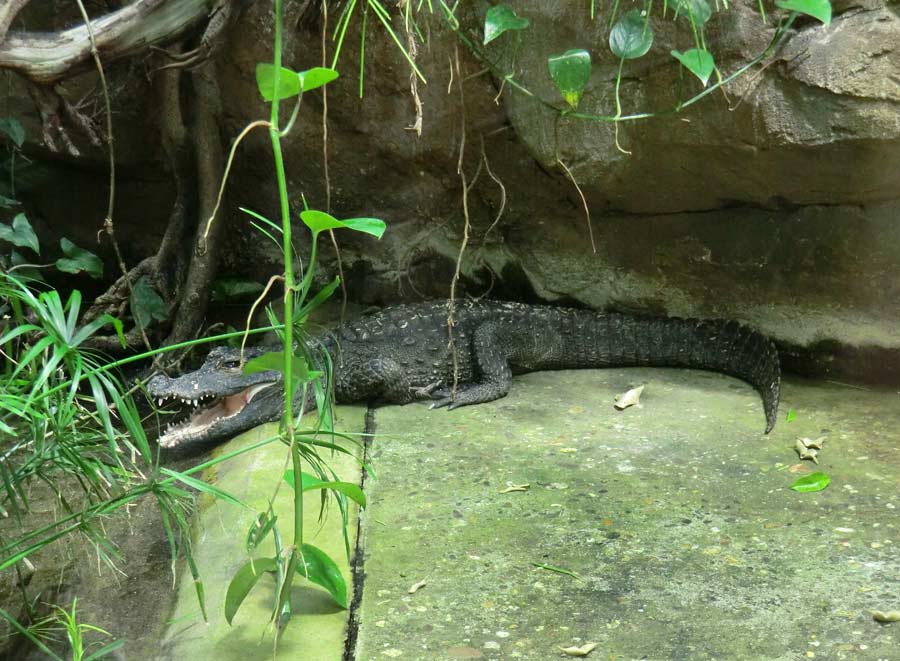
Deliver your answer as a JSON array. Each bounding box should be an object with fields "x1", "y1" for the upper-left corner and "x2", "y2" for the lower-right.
[{"x1": 342, "y1": 405, "x2": 375, "y2": 661}]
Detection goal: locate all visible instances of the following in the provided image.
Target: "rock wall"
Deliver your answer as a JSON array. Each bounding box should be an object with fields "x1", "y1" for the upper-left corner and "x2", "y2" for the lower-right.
[{"x1": 6, "y1": 0, "x2": 900, "y2": 381}]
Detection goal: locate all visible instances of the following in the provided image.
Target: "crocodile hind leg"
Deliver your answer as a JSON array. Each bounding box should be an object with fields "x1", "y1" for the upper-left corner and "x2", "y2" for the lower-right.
[{"x1": 430, "y1": 323, "x2": 512, "y2": 410}]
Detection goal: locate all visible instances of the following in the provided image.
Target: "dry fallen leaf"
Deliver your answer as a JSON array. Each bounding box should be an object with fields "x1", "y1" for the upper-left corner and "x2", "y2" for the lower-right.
[
  {"x1": 407, "y1": 579, "x2": 427, "y2": 594},
  {"x1": 801, "y1": 436, "x2": 826, "y2": 450},
  {"x1": 871, "y1": 610, "x2": 900, "y2": 623},
  {"x1": 499, "y1": 483, "x2": 530, "y2": 494},
  {"x1": 794, "y1": 439, "x2": 819, "y2": 464},
  {"x1": 614, "y1": 385, "x2": 644, "y2": 410},
  {"x1": 560, "y1": 642, "x2": 598, "y2": 657}
]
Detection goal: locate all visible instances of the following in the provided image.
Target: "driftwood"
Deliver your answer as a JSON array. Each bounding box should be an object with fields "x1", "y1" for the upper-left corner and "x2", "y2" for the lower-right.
[{"x1": 0, "y1": 0, "x2": 211, "y2": 84}]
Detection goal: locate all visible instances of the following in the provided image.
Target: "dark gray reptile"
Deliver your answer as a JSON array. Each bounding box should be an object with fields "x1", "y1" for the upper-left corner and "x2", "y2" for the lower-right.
[{"x1": 147, "y1": 300, "x2": 780, "y2": 448}]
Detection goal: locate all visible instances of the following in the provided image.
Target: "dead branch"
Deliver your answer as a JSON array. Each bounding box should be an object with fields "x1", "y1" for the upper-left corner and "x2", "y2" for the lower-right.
[{"x1": 0, "y1": 0, "x2": 211, "y2": 84}]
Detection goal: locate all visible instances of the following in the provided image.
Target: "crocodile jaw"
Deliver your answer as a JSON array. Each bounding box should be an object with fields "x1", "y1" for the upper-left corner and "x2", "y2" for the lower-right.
[{"x1": 156, "y1": 382, "x2": 277, "y2": 448}]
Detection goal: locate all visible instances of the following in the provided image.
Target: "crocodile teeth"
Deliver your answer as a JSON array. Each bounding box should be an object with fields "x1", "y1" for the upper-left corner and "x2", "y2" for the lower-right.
[
  {"x1": 158, "y1": 398, "x2": 163, "y2": 406},
  {"x1": 192, "y1": 399, "x2": 198, "y2": 407}
]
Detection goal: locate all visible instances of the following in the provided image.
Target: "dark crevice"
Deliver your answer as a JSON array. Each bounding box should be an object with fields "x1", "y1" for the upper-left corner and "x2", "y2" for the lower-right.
[{"x1": 342, "y1": 404, "x2": 375, "y2": 661}]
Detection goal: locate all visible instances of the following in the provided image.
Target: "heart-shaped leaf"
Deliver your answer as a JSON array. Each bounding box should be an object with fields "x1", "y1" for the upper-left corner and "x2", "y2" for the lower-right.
[
  {"x1": 671, "y1": 48, "x2": 715, "y2": 86},
  {"x1": 0, "y1": 117, "x2": 25, "y2": 147},
  {"x1": 775, "y1": 0, "x2": 831, "y2": 25},
  {"x1": 298, "y1": 67, "x2": 339, "y2": 92},
  {"x1": 484, "y1": 4, "x2": 530, "y2": 45},
  {"x1": 129, "y1": 276, "x2": 168, "y2": 331},
  {"x1": 300, "y1": 210, "x2": 386, "y2": 239},
  {"x1": 548, "y1": 49, "x2": 592, "y2": 110},
  {"x1": 225, "y1": 557, "x2": 278, "y2": 625},
  {"x1": 297, "y1": 543, "x2": 347, "y2": 609},
  {"x1": 255, "y1": 64, "x2": 302, "y2": 101},
  {"x1": 675, "y1": 0, "x2": 712, "y2": 26},
  {"x1": 211, "y1": 277, "x2": 265, "y2": 302},
  {"x1": 55, "y1": 238, "x2": 102, "y2": 278},
  {"x1": 790, "y1": 471, "x2": 831, "y2": 493},
  {"x1": 609, "y1": 10, "x2": 654, "y2": 60},
  {"x1": 0, "y1": 213, "x2": 39, "y2": 254}
]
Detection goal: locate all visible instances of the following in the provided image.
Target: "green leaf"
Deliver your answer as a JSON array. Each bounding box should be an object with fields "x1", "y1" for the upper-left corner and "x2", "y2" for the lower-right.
[
  {"x1": 671, "y1": 48, "x2": 715, "y2": 86},
  {"x1": 0, "y1": 213, "x2": 39, "y2": 254},
  {"x1": 0, "y1": 117, "x2": 25, "y2": 147},
  {"x1": 129, "y1": 276, "x2": 168, "y2": 331},
  {"x1": 297, "y1": 543, "x2": 347, "y2": 609},
  {"x1": 255, "y1": 64, "x2": 302, "y2": 101},
  {"x1": 675, "y1": 0, "x2": 713, "y2": 26},
  {"x1": 0, "y1": 194, "x2": 18, "y2": 208},
  {"x1": 298, "y1": 67, "x2": 339, "y2": 92},
  {"x1": 609, "y1": 10, "x2": 654, "y2": 60},
  {"x1": 547, "y1": 49, "x2": 592, "y2": 110},
  {"x1": 243, "y1": 350, "x2": 321, "y2": 384},
  {"x1": 790, "y1": 471, "x2": 831, "y2": 493},
  {"x1": 775, "y1": 0, "x2": 831, "y2": 25},
  {"x1": 786, "y1": 409, "x2": 797, "y2": 423},
  {"x1": 55, "y1": 238, "x2": 102, "y2": 278},
  {"x1": 224, "y1": 557, "x2": 278, "y2": 625},
  {"x1": 484, "y1": 4, "x2": 530, "y2": 45},
  {"x1": 284, "y1": 470, "x2": 367, "y2": 508},
  {"x1": 211, "y1": 277, "x2": 265, "y2": 302},
  {"x1": 246, "y1": 511, "x2": 277, "y2": 554},
  {"x1": 339, "y1": 217, "x2": 387, "y2": 239},
  {"x1": 299, "y1": 210, "x2": 386, "y2": 239}
]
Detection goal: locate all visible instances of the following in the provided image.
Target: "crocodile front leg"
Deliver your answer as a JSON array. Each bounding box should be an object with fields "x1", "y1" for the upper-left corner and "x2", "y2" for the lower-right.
[{"x1": 430, "y1": 322, "x2": 512, "y2": 410}]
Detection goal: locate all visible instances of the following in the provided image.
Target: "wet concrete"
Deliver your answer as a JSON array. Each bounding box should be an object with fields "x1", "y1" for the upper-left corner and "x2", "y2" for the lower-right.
[{"x1": 353, "y1": 369, "x2": 900, "y2": 660}]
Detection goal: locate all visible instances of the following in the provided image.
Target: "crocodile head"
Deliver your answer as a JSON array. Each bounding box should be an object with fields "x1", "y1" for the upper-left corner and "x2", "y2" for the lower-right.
[{"x1": 146, "y1": 346, "x2": 284, "y2": 448}]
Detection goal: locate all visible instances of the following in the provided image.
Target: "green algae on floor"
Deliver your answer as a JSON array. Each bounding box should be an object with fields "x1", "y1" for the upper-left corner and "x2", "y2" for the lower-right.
[
  {"x1": 160, "y1": 406, "x2": 367, "y2": 661},
  {"x1": 354, "y1": 369, "x2": 899, "y2": 660}
]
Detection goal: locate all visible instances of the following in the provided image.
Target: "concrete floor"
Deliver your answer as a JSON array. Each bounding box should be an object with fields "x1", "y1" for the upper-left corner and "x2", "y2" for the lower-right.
[{"x1": 160, "y1": 368, "x2": 900, "y2": 660}]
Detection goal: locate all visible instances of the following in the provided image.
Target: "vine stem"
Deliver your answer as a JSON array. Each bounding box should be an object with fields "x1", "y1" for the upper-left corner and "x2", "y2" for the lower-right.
[{"x1": 268, "y1": 0, "x2": 304, "y2": 636}]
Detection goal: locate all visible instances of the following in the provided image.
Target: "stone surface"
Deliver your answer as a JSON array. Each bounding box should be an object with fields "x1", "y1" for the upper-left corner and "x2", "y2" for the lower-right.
[
  {"x1": 159, "y1": 408, "x2": 366, "y2": 661},
  {"x1": 355, "y1": 369, "x2": 900, "y2": 660}
]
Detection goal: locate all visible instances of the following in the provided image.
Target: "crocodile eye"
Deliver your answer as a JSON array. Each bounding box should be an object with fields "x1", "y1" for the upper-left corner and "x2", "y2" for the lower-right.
[{"x1": 221, "y1": 359, "x2": 241, "y2": 370}]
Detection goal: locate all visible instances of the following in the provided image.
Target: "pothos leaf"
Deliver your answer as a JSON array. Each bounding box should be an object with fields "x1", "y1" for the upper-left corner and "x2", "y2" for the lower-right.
[
  {"x1": 484, "y1": 4, "x2": 530, "y2": 45},
  {"x1": 609, "y1": 10, "x2": 654, "y2": 60},
  {"x1": 55, "y1": 238, "x2": 102, "y2": 278},
  {"x1": 548, "y1": 49, "x2": 592, "y2": 110},
  {"x1": 671, "y1": 48, "x2": 715, "y2": 86}
]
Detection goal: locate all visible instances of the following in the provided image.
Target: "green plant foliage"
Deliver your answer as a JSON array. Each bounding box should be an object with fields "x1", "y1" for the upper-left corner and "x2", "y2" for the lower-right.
[
  {"x1": 243, "y1": 349, "x2": 323, "y2": 384},
  {"x1": 224, "y1": 557, "x2": 278, "y2": 625},
  {"x1": 483, "y1": 4, "x2": 530, "y2": 45},
  {"x1": 299, "y1": 67, "x2": 340, "y2": 92},
  {"x1": 54, "y1": 239, "x2": 102, "y2": 278},
  {"x1": 256, "y1": 65, "x2": 340, "y2": 101},
  {"x1": 775, "y1": 0, "x2": 831, "y2": 25},
  {"x1": 0, "y1": 117, "x2": 25, "y2": 147},
  {"x1": 299, "y1": 209, "x2": 386, "y2": 238},
  {"x1": 129, "y1": 276, "x2": 168, "y2": 331},
  {"x1": 786, "y1": 409, "x2": 797, "y2": 422},
  {"x1": 255, "y1": 64, "x2": 303, "y2": 101},
  {"x1": 283, "y1": 469, "x2": 367, "y2": 507},
  {"x1": 790, "y1": 471, "x2": 831, "y2": 493},
  {"x1": 674, "y1": 0, "x2": 712, "y2": 26},
  {"x1": 296, "y1": 543, "x2": 347, "y2": 609},
  {"x1": 211, "y1": 277, "x2": 265, "y2": 302},
  {"x1": 547, "y1": 49, "x2": 592, "y2": 110},
  {"x1": 0, "y1": 194, "x2": 19, "y2": 208},
  {"x1": 671, "y1": 48, "x2": 715, "y2": 85},
  {"x1": 0, "y1": 213, "x2": 39, "y2": 254},
  {"x1": 609, "y1": 9, "x2": 654, "y2": 60}
]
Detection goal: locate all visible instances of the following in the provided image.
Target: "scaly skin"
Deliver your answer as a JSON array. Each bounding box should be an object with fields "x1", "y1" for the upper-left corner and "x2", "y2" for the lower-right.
[{"x1": 147, "y1": 300, "x2": 781, "y2": 448}]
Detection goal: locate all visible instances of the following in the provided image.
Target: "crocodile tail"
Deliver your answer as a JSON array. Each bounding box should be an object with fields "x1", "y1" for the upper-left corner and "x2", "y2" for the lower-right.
[{"x1": 600, "y1": 314, "x2": 781, "y2": 433}]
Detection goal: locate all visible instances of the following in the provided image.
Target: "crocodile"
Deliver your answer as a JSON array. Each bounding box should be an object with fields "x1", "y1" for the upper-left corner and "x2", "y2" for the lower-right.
[{"x1": 146, "y1": 300, "x2": 781, "y2": 448}]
